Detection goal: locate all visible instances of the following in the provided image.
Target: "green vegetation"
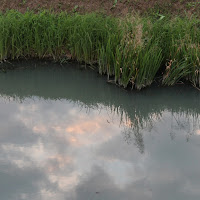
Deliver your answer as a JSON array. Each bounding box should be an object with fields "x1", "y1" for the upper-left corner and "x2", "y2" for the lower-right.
[{"x1": 0, "y1": 10, "x2": 200, "y2": 89}]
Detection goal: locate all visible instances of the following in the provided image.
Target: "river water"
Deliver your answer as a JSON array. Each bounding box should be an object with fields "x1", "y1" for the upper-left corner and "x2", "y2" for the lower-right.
[{"x1": 0, "y1": 61, "x2": 200, "y2": 200}]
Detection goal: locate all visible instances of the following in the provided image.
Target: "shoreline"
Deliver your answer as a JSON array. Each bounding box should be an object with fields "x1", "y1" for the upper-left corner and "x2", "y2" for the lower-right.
[{"x1": 0, "y1": 10, "x2": 200, "y2": 90}]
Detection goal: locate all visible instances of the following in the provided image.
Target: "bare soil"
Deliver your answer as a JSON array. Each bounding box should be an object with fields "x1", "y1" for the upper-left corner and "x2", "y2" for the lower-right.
[{"x1": 1, "y1": 0, "x2": 200, "y2": 17}]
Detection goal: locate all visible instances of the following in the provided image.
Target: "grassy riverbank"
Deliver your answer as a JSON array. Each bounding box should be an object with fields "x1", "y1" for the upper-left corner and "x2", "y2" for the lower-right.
[{"x1": 0, "y1": 10, "x2": 200, "y2": 89}]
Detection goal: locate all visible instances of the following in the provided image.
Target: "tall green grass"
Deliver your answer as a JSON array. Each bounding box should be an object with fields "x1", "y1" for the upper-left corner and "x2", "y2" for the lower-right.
[{"x1": 0, "y1": 10, "x2": 200, "y2": 89}]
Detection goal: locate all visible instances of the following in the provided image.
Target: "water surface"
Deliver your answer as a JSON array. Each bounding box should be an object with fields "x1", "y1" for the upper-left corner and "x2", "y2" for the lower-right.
[{"x1": 0, "y1": 61, "x2": 200, "y2": 200}]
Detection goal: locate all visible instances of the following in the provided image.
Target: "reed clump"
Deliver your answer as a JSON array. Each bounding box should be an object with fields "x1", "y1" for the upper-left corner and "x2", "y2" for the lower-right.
[{"x1": 0, "y1": 10, "x2": 200, "y2": 89}]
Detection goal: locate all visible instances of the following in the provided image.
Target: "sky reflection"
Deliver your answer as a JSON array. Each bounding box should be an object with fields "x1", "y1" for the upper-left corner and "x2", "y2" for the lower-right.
[
  {"x1": 0, "y1": 63, "x2": 200, "y2": 200},
  {"x1": 0, "y1": 96, "x2": 200, "y2": 200}
]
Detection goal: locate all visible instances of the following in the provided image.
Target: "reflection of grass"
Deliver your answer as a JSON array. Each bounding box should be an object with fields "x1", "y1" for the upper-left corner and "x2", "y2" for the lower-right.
[
  {"x1": 0, "y1": 61, "x2": 199, "y2": 153},
  {"x1": 0, "y1": 10, "x2": 200, "y2": 89}
]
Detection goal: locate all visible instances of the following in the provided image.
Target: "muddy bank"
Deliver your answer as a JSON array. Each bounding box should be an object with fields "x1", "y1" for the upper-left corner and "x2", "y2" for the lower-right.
[{"x1": 1, "y1": 0, "x2": 200, "y2": 17}]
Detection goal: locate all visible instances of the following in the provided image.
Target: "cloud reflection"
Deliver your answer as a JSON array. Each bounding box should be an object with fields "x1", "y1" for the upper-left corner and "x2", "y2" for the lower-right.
[{"x1": 0, "y1": 96, "x2": 200, "y2": 200}]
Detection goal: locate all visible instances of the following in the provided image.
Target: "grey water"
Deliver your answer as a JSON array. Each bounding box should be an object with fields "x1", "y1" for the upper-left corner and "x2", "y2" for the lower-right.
[{"x1": 0, "y1": 60, "x2": 200, "y2": 200}]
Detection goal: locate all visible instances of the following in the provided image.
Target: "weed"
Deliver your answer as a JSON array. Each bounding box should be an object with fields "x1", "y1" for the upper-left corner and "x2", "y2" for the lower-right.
[{"x1": 0, "y1": 11, "x2": 199, "y2": 89}]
